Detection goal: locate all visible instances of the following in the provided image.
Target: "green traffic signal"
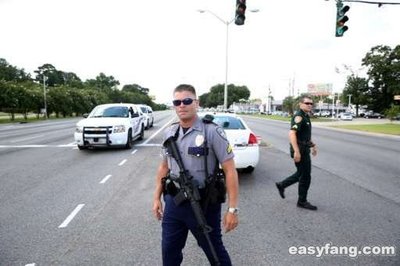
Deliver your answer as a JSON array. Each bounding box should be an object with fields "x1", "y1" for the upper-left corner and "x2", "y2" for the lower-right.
[{"x1": 336, "y1": 1, "x2": 350, "y2": 37}]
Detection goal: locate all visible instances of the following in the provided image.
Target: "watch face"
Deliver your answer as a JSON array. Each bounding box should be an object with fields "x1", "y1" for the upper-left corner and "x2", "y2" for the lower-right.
[{"x1": 228, "y1": 208, "x2": 238, "y2": 214}]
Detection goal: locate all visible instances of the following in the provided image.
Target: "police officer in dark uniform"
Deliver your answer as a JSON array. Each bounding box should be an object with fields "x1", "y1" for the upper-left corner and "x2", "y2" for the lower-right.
[
  {"x1": 152, "y1": 84, "x2": 239, "y2": 265},
  {"x1": 275, "y1": 95, "x2": 318, "y2": 210}
]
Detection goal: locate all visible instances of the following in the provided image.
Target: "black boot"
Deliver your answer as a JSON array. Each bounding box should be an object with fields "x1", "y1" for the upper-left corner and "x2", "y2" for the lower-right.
[
  {"x1": 275, "y1": 182, "x2": 285, "y2": 199},
  {"x1": 297, "y1": 201, "x2": 317, "y2": 210}
]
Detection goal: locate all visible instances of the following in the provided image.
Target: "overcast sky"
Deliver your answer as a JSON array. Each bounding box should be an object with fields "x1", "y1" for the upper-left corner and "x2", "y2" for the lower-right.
[{"x1": 1, "y1": 0, "x2": 399, "y2": 103}]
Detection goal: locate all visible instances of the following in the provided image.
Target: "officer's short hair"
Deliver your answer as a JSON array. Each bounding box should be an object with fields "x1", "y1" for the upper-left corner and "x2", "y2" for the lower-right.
[
  {"x1": 174, "y1": 84, "x2": 197, "y2": 97},
  {"x1": 299, "y1": 95, "x2": 312, "y2": 103}
]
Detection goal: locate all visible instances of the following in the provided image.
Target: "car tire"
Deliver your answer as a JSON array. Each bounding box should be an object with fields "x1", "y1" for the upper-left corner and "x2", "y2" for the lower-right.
[
  {"x1": 150, "y1": 119, "x2": 154, "y2": 128},
  {"x1": 77, "y1": 145, "x2": 87, "y2": 150},
  {"x1": 138, "y1": 125, "x2": 144, "y2": 141},
  {"x1": 125, "y1": 129, "x2": 133, "y2": 149},
  {"x1": 242, "y1": 166, "x2": 255, "y2": 173}
]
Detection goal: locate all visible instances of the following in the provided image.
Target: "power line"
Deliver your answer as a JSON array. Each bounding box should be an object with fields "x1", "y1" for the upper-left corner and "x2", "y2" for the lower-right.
[{"x1": 343, "y1": 0, "x2": 400, "y2": 7}]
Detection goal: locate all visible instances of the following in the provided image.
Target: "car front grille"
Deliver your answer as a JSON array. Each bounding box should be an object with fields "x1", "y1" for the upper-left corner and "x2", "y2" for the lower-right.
[{"x1": 83, "y1": 126, "x2": 112, "y2": 135}]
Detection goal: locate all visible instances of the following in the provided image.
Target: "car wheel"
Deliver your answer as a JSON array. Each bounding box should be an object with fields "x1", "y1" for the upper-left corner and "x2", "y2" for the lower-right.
[
  {"x1": 138, "y1": 125, "x2": 144, "y2": 140},
  {"x1": 242, "y1": 166, "x2": 255, "y2": 173},
  {"x1": 145, "y1": 119, "x2": 149, "y2": 129},
  {"x1": 77, "y1": 145, "x2": 87, "y2": 150},
  {"x1": 150, "y1": 119, "x2": 154, "y2": 127},
  {"x1": 125, "y1": 129, "x2": 133, "y2": 149}
]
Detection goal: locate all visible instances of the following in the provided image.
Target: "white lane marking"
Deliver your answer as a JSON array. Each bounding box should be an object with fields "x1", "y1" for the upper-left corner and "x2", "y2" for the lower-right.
[
  {"x1": 57, "y1": 142, "x2": 76, "y2": 147},
  {"x1": 58, "y1": 204, "x2": 85, "y2": 228},
  {"x1": 118, "y1": 159, "x2": 127, "y2": 166},
  {"x1": 25, "y1": 264, "x2": 36, "y2": 266},
  {"x1": 0, "y1": 145, "x2": 47, "y2": 148},
  {"x1": 131, "y1": 149, "x2": 137, "y2": 155},
  {"x1": 100, "y1": 174, "x2": 112, "y2": 184},
  {"x1": 142, "y1": 117, "x2": 175, "y2": 145},
  {"x1": 136, "y1": 143, "x2": 162, "y2": 147}
]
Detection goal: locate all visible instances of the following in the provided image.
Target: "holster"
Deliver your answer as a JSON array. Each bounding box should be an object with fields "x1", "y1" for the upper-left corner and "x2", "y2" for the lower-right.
[
  {"x1": 162, "y1": 176, "x2": 179, "y2": 196},
  {"x1": 204, "y1": 168, "x2": 226, "y2": 205}
]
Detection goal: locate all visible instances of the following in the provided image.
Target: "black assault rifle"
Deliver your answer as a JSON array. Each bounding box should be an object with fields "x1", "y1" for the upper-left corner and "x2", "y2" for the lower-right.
[{"x1": 163, "y1": 136, "x2": 220, "y2": 266}]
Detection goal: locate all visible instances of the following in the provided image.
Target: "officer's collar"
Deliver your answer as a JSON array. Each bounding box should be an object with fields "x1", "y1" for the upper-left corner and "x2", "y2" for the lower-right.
[
  {"x1": 167, "y1": 116, "x2": 203, "y2": 138},
  {"x1": 299, "y1": 109, "x2": 309, "y2": 117}
]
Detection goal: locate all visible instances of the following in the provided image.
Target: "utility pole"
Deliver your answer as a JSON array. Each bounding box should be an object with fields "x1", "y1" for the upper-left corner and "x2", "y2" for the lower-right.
[{"x1": 43, "y1": 74, "x2": 47, "y2": 119}]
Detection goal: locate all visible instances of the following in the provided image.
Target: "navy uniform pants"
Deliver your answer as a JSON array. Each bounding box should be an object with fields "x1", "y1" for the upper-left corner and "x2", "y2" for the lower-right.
[
  {"x1": 280, "y1": 147, "x2": 312, "y2": 203},
  {"x1": 162, "y1": 194, "x2": 232, "y2": 266}
]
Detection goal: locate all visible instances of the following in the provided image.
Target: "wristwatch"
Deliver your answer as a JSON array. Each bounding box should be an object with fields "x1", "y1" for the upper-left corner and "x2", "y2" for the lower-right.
[{"x1": 227, "y1": 207, "x2": 239, "y2": 215}]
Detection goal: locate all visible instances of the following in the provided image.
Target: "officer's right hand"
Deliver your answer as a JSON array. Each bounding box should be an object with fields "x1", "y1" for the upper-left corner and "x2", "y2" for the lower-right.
[
  {"x1": 152, "y1": 199, "x2": 163, "y2": 221},
  {"x1": 293, "y1": 151, "x2": 301, "y2": 163}
]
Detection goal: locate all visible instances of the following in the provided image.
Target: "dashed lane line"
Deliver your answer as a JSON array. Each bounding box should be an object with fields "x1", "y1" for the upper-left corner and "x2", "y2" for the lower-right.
[
  {"x1": 58, "y1": 204, "x2": 85, "y2": 228},
  {"x1": 99, "y1": 174, "x2": 112, "y2": 184},
  {"x1": 118, "y1": 159, "x2": 127, "y2": 166}
]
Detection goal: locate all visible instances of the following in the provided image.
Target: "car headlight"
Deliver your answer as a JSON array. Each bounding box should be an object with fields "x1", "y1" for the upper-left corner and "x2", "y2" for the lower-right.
[
  {"x1": 75, "y1": 126, "x2": 83, "y2": 133},
  {"x1": 113, "y1": 125, "x2": 126, "y2": 133}
]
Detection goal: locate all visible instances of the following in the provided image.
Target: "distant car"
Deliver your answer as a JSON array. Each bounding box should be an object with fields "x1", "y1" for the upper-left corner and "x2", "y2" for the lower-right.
[
  {"x1": 340, "y1": 112, "x2": 353, "y2": 121},
  {"x1": 199, "y1": 113, "x2": 260, "y2": 173},
  {"x1": 137, "y1": 104, "x2": 154, "y2": 129},
  {"x1": 364, "y1": 112, "x2": 384, "y2": 119},
  {"x1": 74, "y1": 103, "x2": 145, "y2": 150}
]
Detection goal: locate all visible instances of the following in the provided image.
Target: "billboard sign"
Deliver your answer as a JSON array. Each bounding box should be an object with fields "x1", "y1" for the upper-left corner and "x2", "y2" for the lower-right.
[{"x1": 307, "y1": 83, "x2": 333, "y2": 96}]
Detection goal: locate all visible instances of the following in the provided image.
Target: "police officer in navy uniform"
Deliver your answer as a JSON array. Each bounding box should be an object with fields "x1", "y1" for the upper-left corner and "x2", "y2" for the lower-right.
[
  {"x1": 275, "y1": 95, "x2": 318, "y2": 210},
  {"x1": 152, "y1": 84, "x2": 239, "y2": 265}
]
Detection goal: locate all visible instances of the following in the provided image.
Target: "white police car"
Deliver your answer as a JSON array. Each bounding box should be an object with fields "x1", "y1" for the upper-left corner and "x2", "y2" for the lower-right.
[{"x1": 199, "y1": 113, "x2": 260, "y2": 173}]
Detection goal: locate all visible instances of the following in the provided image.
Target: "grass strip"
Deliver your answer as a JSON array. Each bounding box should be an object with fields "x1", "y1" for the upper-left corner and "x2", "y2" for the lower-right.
[{"x1": 332, "y1": 123, "x2": 400, "y2": 135}]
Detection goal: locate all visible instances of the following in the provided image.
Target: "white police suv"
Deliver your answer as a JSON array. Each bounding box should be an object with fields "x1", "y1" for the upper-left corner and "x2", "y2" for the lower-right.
[{"x1": 74, "y1": 103, "x2": 145, "y2": 150}]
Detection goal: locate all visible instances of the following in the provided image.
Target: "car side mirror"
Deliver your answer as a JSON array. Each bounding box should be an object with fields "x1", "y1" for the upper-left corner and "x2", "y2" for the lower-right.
[{"x1": 83, "y1": 113, "x2": 88, "y2": 118}]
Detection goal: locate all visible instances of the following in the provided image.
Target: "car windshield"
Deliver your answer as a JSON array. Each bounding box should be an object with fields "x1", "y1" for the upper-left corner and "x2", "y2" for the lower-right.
[
  {"x1": 90, "y1": 106, "x2": 129, "y2": 118},
  {"x1": 212, "y1": 116, "x2": 246, "y2": 130}
]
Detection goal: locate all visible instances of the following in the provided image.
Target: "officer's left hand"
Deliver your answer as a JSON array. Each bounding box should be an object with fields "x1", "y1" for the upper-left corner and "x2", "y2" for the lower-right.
[{"x1": 223, "y1": 212, "x2": 238, "y2": 233}]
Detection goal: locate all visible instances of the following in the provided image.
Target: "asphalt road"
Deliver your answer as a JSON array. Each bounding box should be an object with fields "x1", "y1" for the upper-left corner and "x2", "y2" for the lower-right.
[{"x1": 0, "y1": 112, "x2": 399, "y2": 266}]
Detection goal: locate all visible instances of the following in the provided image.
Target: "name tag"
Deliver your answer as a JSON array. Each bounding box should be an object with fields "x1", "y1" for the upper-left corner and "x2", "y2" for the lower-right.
[{"x1": 188, "y1": 147, "x2": 208, "y2": 156}]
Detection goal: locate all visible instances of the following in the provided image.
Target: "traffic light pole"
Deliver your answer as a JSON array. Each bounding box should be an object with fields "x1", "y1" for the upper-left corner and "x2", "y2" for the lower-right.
[
  {"x1": 224, "y1": 20, "x2": 232, "y2": 111},
  {"x1": 198, "y1": 9, "x2": 234, "y2": 110}
]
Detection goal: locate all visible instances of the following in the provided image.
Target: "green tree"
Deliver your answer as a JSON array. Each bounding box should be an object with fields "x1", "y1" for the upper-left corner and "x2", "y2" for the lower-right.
[
  {"x1": 282, "y1": 96, "x2": 296, "y2": 115},
  {"x1": 85, "y1": 73, "x2": 120, "y2": 94},
  {"x1": 385, "y1": 104, "x2": 400, "y2": 121},
  {"x1": 342, "y1": 75, "x2": 369, "y2": 116},
  {"x1": 0, "y1": 58, "x2": 31, "y2": 81},
  {"x1": 34, "y1": 64, "x2": 65, "y2": 87},
  {"x1": 362, "y1": 45, "x2": 400, "y2": 113},
  {"x1": 199, "y1": 84, "x2": 251, "y2": 108},
  {"x1": 63, "y1": 72, "x2": 83, "y2": 88}
]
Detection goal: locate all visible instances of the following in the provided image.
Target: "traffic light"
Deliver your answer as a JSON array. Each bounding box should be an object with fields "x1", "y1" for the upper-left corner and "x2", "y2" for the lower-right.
[
  {"x1": 235, "y1": 0, "x2": 246, "y2": 26},
  {"x1": 336, "y1": 0, "x2": 350, "y2": 37}
]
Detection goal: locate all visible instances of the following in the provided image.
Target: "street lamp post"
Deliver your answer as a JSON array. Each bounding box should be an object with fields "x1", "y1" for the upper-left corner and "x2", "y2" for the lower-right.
[
  {"x1": 348, "y1": 94, "x2": 352, "y2": 108},
  {"x1": 43, "y1": 74, "x2": 47, "y2": 119},
  {"x1": 198, "y1": 10, "x2": 233, "y2": 110},
  {"x1": 198, "y1": 9, "x2": 258, "y2": 110}
]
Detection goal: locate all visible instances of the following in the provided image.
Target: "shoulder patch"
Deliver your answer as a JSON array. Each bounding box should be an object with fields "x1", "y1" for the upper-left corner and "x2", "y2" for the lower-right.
[
  {"x1": 226, "y1": 144, "x2": 233, "y2": 154},
  {"x1": 216, "y1": 127, "x2": 227, "y2": 140},
  {"x1": 294, "y1": 116, "x2": 303, "y2": 123}
]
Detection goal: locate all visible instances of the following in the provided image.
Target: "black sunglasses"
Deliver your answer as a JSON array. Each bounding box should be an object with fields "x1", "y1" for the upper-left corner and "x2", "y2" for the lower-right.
[
  {"x1": 172, "y1": 98, "x2": 195, "y2": 106},
  {"x1": 303, "y1": 102, "x2": 313, "y2": 105}
]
